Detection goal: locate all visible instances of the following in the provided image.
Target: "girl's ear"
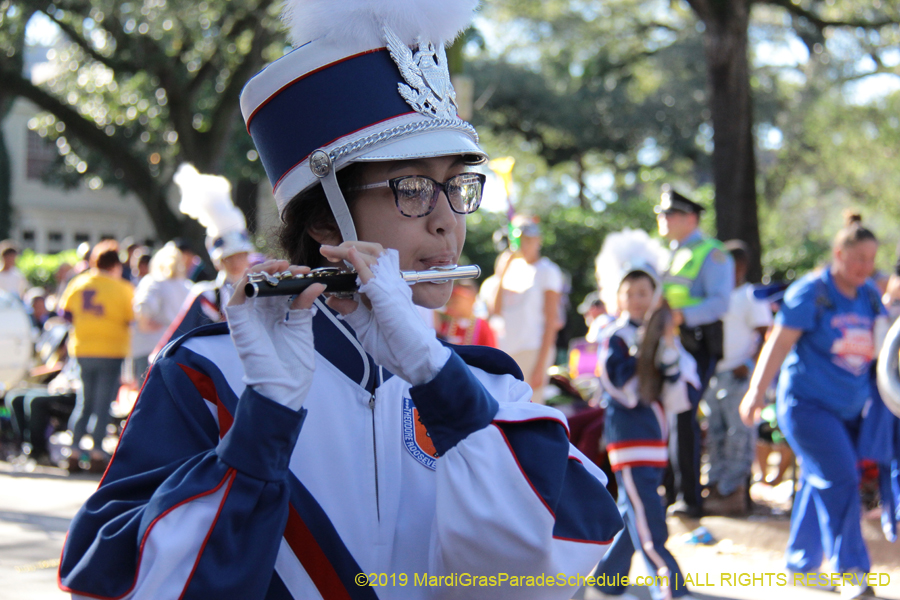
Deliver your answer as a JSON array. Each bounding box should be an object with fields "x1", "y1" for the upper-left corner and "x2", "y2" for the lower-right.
[{"x1": 308, "y1": 221, "x2": 342, "y2": 247}]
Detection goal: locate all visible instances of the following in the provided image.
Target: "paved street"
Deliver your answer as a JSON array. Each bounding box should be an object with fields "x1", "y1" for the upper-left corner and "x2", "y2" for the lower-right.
[
  {"x1": 0, "y1": 461, "x2": 99, "y2": 600},
  {"x1": 2, "y1": 460, "x2": 899, "y2": 600}
]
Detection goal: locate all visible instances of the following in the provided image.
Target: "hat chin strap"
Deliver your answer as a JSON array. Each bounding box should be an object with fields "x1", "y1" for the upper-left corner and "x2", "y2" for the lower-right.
[
  {"x1": 321, "y1": 169, "x2": 358, "y2": 243},
  {"x1": 310, "y1": 149, "x2": 357, "y2": 244}
]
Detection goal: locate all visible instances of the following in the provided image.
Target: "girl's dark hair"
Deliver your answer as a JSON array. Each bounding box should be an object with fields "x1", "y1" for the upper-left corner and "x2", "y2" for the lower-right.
[
  {"x1": 278, "y1": 164, "x2": 365, "y2": 267},
  {"x1": 833, "y1": 210, "x2": 877, "y2": 249}
]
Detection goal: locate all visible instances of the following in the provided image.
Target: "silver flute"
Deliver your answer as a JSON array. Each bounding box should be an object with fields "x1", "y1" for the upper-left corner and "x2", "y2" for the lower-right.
[{"x1": 245, "y1": 264, "x2": 481, "y2": 298}]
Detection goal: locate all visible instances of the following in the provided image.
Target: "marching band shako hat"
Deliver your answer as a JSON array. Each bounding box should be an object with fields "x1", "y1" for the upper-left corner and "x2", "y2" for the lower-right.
[
  {"x1": 594, "y1": 229, "x2": 668, "y2": 315},
  {"x1": 655, "y1": 183, "x2": 705, "y2": 216},
  {"x1": 174, "y1": 164, "x2": 254, "y2": 264},
  {"x1": 239, "y1": 0, "x2": 488, "y2": 244}
]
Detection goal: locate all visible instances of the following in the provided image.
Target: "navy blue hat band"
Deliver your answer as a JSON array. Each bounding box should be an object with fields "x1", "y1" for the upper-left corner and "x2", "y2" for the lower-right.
[{"x1": 247, "y1": 48, "x2": 413, "y2": 189}]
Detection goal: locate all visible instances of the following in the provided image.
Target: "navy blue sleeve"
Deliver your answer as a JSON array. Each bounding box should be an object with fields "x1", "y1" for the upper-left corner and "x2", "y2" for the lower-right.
[
  {"x1": 59, "y1": 350, "x2": 305, "y2": 600},
  {"x1": 410, "y1": 350, "x2": 500, "y2": 455},
  {"x1": 605, "y1": 334, "x2": 637, "y2": 389}
]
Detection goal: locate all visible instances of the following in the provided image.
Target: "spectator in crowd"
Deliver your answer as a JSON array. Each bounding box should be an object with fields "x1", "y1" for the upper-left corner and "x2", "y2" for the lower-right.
[
  {"x1": 0, "y1": 239, "x2": 28, "y2": 299},
  {"x1": 482, "y1": 215, "x2": 564, "y2": 402},
  {"x1": 59, "y1": 240, "x2": 134, "y2": 472},
  {"x1": 8, "y1": 343, "x2": 79, "y2": 466},
  {"x1": 702, "y1": 240, "x2": 773, "y2": 515},
  {"x1": 740, "y1": 212, "x2": 885, "y2": 597},
  {"x1": 24, "y1": 287, "x2": 51, "y2": 334},
  {"x1": 656, "y1": 185, "x2": 734, "y2": 518},
  {"x1": 127, "y1": 246, "x2": 152, "y2": 285},
  {"x1": 174, "y1": 237, "x2": 216, "y2": 283},
  {"x1": 579, "y1": 291, "x2": 612, "y2": 343},
  {"x1": 52, "y1": 262, "x2": 75, "y2": 305},
  {"x1": 436, "y1": 280, "x2": 497, "y2": 347},
  {"x1": 131, "y1": 242, "x2": 192, "y2": 386},
  {"x1": 73, "y1": 242, "x2": 92, "y2": 275},
  {"x1": 119, "y1": 239, "x2": 140, "y2": 282},
  {"x1": 156, "y1": 165, "x2": 254, "y2": 349}
]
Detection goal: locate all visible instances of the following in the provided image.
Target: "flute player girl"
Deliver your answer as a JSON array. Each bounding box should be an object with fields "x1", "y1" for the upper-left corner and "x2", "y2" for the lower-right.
[{"x1": 58, "y1": 1, "x2": 623, "y2": 598}]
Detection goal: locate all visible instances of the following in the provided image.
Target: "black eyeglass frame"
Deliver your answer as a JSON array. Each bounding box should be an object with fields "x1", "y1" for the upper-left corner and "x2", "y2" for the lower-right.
[{"x1": 350, "y1": 172, "x2": 486, "y2": 218}]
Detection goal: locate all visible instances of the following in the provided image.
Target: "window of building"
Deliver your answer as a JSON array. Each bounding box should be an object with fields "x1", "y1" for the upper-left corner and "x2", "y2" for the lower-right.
[
  {"x1": 74, "y1": 232, "x2": 91, "y2": 245},
  {"x1": 21, "y1": 230, "x2": 35, "y2": 250},
  {"x1": 48, "y1": 231, "x2": 64, "y2": 253},
  {"x1": 26, "y1": 130, "x2": 57, "y2": 180}
]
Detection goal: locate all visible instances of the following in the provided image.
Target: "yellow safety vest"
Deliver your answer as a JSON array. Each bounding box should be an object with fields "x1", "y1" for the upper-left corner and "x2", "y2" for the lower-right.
[{"x1": 663, "y1": 238, "x2": 724, "y2": 310}]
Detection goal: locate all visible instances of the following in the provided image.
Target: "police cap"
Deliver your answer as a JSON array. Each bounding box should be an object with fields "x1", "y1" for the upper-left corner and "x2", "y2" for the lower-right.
[{"x1": 655, "y1": 184, "x2": 705, "y2": 216}]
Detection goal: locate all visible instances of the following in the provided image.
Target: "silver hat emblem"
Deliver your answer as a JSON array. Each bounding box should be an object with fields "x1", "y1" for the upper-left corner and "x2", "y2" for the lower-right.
[{"x1": 385, "y1": 27, "x2": 459, "y2": 121}]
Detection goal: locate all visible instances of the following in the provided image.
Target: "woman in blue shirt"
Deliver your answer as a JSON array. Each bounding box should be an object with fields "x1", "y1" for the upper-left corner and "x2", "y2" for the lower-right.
[{"x1": 740, "y1": 213, "x2": 885, "y2": 598}]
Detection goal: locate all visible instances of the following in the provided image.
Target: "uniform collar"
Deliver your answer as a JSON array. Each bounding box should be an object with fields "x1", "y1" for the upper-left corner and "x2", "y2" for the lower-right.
[{"x1": 312, "y1": 298, "x2": 393, "y2": 391}]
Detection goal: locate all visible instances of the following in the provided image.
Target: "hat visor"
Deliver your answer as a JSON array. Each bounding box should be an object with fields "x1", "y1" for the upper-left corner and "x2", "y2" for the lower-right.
[
  {"x1": 654, "y1": 205, "x2": 687, "y2": 215},
  {"x1": 349, "y1": 128, "x2": 487, "y2": 166}
]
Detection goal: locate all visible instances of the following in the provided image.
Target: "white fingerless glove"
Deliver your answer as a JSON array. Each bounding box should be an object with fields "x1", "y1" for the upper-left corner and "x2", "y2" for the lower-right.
[
  {"x1": 343, "y1": 250, "x2": 450, "y2": 385},
  {"x1": 226, "y1": 296, "x2": 316, "y2": 411},
  {"x1": 656, "y1": 339, "x2": 681, "y2": 378}
]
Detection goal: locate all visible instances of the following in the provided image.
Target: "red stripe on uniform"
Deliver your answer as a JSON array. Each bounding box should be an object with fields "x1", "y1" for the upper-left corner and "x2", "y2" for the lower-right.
[
  {"x1": 283, "y1": 506, "x2": 353, "y2": 600},
  {"x1": 178, "y1": 364, "x2": 234, "y2": 437}
]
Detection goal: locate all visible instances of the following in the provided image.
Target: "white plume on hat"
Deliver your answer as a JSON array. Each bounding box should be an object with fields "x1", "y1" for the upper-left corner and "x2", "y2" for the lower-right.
[
  {"x1": 284, "y1": 0, "x2": 479, "y2": 51},
  {"x1": 175, "y1": 164, "x2": 244, "y2": 239},
  {"x1": 595, "y1": 229, "x2": 668, "y2": 315},
  {"x1": 174, "y1": 163, "x2": 253, "y2": 262}
]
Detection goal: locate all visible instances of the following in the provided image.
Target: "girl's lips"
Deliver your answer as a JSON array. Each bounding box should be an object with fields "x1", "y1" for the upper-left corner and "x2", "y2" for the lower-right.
[{"x1": 419, "y1": 256, "x2": 457, "y2": 269}]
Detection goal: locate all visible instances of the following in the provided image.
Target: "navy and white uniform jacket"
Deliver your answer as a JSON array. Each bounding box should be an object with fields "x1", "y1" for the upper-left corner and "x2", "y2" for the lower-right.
[
  {"x1": 59, "y1": 299, "x2": 623, "y2": 599},
  {"x1": 598, "y1": 317, "x2": 680, "y2": 472}
]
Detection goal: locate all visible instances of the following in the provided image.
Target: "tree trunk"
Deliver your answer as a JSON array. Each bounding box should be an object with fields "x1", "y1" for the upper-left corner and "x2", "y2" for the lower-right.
[
  {"x1": 0, "y1": 97, "x2": 14, "y2": 240},
  {"x1": 692, "y1": 1, "x2": 763, "y2": 281},
  {"x1": 234, "y1": 178, "x2": 259, "y2": 235}
]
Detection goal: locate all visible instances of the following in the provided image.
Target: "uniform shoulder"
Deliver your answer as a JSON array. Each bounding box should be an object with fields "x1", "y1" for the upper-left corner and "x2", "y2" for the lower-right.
[
  {"x1": 156, "y1": 321, "x2": 231, "y2": 361},
  {"x1": 444, "y1": 342, "x2": 524, "y2": 381}
]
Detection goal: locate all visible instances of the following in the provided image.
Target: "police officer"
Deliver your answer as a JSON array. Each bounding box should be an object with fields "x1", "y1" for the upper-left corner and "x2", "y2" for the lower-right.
[{"x1": 656, "y1": 184, "x2": 734, "y2": 518}]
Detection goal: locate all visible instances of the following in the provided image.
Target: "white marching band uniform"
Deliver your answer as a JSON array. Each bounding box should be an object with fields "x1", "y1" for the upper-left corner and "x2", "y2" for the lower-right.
[{"x1": 59, "y1": 0, "x2": 624, "y2": 596}]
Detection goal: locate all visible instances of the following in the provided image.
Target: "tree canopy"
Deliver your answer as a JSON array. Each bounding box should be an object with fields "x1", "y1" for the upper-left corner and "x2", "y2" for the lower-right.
[
  {"x1": 0, "y1": 0, "x2": 284, "y2": 244},
  {"x1": 471, "y1": 0, "x2": 900, "y2": 280}
]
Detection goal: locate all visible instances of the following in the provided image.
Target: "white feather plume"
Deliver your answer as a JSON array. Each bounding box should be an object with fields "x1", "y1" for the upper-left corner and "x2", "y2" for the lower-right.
[
  {"x1": 174, "y1": 164, "x2": 245, "y2": 239},
  {"x1": 283, "y1": 0, "x2": 480, "y2": 50},
  {"x1": 595, "y1": 229, "x2": 668, "y2": 315}
]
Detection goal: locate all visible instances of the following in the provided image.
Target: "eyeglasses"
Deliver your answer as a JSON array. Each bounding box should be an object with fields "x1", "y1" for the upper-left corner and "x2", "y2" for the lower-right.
[{"x1": 351, "y1": 172, "x2": 486, "y2": 218}]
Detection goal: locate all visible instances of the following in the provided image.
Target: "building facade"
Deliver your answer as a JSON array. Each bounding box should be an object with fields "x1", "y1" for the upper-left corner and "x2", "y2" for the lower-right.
[{"x1": 4, "y1": 98, "x2": 158, "y2": 254}]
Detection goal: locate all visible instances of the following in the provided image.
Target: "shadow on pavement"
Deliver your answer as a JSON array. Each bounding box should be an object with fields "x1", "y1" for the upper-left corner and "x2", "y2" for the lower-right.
[{"x1": 0, "y1": 510, "x2": 73, "y2": 534}]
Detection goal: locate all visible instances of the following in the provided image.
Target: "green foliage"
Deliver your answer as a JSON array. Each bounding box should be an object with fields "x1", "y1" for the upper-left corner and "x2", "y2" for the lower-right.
[
  {"x1": 16, "y1": 248, "x2": 78, "y2": 289},
  {"x1": 472, "y1": 0, "x2": 900, "y2": 284},
  {"x1": 21, "y1": 0, "x2": 282, "y2": 188},
  {"x1": 470, "y1": 0, "x2": 713, "y2": 202}
]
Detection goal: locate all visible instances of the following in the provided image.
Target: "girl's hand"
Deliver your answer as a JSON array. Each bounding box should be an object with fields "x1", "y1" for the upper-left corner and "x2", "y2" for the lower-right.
[
  {"x1": 320, "y1": 244, "x2": 450, "y2": 386},
  {"x1": 226, "y1": 260, "x2": 325, "y2": 411},
  {"x1": 319, "y1": 242, "x2": 386, "y2": 315}
]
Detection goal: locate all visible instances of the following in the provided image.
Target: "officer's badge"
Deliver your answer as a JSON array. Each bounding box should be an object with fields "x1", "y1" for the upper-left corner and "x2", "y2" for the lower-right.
[{"x1": 402, "y1": 397, "x2": 438, "y2": 470}]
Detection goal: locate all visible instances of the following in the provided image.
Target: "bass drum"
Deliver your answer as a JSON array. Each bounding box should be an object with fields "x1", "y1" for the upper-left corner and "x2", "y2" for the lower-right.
[
  {"x1": 876, "y1": 316, "x2": 900, "y2": 418},
  {"x1": 0, "y1": 290, "x2": 33, "y2": 394}
]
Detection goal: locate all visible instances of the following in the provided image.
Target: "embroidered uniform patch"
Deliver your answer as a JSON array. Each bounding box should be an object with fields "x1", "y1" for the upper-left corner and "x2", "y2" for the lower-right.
[{"x1": 402, "y1": 397, "x2": 438, "y2": 470}]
